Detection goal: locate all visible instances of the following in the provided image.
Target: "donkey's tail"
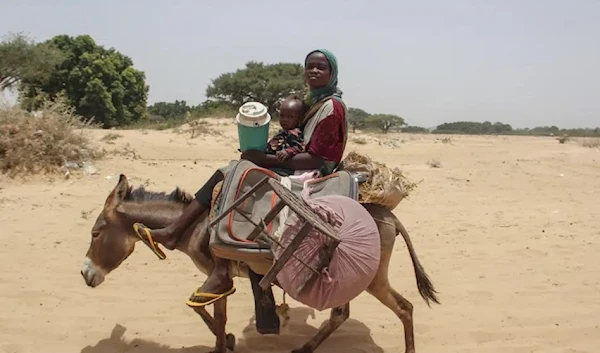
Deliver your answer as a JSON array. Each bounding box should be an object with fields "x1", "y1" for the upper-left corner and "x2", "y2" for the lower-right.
[{"x1": 394, "y1": 217, "x2": 440, "y2": 307}]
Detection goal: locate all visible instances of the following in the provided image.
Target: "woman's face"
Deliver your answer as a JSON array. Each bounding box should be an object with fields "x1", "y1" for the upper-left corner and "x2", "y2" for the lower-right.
[{"x1": 305, "y1": 52, "x2": 331, "y2": 89}]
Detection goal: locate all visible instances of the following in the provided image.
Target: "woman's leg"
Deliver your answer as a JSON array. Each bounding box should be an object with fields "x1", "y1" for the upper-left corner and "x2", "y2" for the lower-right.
[
  {"x1": 136, "y1": 168, "x2": 234, "y2": 303},
  {"x1": 187, "y1": 256, "x2": 234, "y2": 305},
  {"x1": 145, "y1": 169, "x2": 225, "y2": 250}
]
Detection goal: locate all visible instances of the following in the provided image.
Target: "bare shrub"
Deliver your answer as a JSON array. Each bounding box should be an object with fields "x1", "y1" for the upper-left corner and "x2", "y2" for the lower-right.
[
  {"x1": 580, "y1": 138, "x2": 600, "y2": 148},
  {"x1": 100, "y1": 132, "x2": 122, "y2": 144},
  {"x1": 178, "y1": 118, "x2": 223, "y2": 139},
  {"x1": 427, "y1": 159, "x2": 442, "y2": 168},
  {"x1": 352, "y1": 137, "x2": 368, "y2": 145},
  {"x1": 0, "y1": 96, "x2": 101, "y2": 176},
  {"x1": 108, "y1": 143, "x2": 139, "y2": 159},
  {"x1": 378, "y1": 139, "x2": 402, "y2": 148}
]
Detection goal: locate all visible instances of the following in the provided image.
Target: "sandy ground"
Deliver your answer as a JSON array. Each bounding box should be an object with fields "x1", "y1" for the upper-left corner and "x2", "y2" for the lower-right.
[{"x1": 1, "y1": 119, "x2": 599, "y2": 353}]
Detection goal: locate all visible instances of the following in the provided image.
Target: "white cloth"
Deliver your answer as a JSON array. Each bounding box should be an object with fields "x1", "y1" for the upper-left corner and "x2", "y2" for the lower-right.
[{"x1": 273, "y1": 176, "x2": 292, "y2": 241}]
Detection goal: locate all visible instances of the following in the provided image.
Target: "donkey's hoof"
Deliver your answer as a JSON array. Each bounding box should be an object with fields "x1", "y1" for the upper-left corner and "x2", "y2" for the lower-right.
[
  {"x1": 226, "y1": 333, "x2": 236, "y2": 351},
  {"x1": 291, "y1": 346, "x2": 312, "y2": 353}
]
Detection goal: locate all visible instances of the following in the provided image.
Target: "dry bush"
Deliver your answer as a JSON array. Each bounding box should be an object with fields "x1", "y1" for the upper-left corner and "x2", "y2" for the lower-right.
[
  {"x1": 176, "y1": 118, "x2": 223, "y2": 139},
  {"x1": 0, "y1": 97, "x2": 102, "y2": 177},
  {"x1": 108, "y1": 143, "x2": 139, "y2": 159},
  {"x1": 100, "y1": 132, "x2": 123, "y2": 144},
  {"x1": 556, "y1": 135, "x2": 570, "y2": 144},
  {"x1": 351, "y1": 137, "x2": 368, "y2": 145},
  {"x1": 580, "y1": 138, "x2": 600, "y2": 148},
  {"x1": 428, "y1": 159, "x2": 442, "y2": 168},
  {"x1": 378, "y1": 138, "x2": 402, "y2": 148}
]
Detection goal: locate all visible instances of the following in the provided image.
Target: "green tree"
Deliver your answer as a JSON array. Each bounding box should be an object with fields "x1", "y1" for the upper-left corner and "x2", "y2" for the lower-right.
[
  {"x1": 148, "y1": 100, "x2": 191, "y2": 120},
  {"x1": 347, "y1": 107, "x2": 370, "y2": 133},
  {"x1": 19, "y1": 34, "x2": 148, "y2": 128},
  {"x1": 205, "y1": 61, "x2": 306, "y2": 116},
  {"x1": 365, "y1": 114, "x2": 406, "y2": 133},
  {"x1": 434, "y1": 121, "x2": 514, "y2": 135},
  {"x1": 0, "y1": 32, "x2": 64, "y2": 91},
  {"x1": 402, "y1": 125, "x2": 429, "y2": 133}
]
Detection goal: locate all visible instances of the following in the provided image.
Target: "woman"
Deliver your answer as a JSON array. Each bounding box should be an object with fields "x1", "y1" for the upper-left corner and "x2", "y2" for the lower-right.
[{"x1": 134, "y1": 49, "x2": 348, "y2": 306}]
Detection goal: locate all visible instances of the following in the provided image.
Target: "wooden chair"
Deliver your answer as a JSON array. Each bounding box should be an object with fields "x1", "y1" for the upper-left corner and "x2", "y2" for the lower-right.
[{"x1": 208, "y1": 176, "x2": 341, "y2": 295}]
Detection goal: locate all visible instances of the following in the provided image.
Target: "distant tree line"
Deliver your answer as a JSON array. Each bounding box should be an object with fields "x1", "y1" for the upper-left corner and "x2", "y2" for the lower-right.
[
  {"x1": 2, "y1": 32, "x2": 598, "y2": 137},
  {"x1": 346, "y1": 107, "x2": 405, "y2": 133},
  {"x1": 431, "y1": 121, "x2": 599, "y2": 137}
]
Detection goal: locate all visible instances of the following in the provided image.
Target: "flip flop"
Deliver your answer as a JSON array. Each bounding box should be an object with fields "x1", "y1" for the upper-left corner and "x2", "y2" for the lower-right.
[
  {"x1": 133, "y1": 223, "x2": 167, "y2": 260},
  {"x1": 186, "y1": 287, "x2": 237, "y2": 308}
]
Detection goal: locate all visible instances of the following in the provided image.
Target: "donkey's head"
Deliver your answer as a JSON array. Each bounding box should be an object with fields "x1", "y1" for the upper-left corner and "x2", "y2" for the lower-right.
[{"x1": 80, "y1": 174, "x2": 192, "y2": 287}]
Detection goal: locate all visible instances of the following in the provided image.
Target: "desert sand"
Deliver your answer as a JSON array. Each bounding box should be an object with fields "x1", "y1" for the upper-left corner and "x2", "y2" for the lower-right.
[{"x1": 1, "y1": 119, "x2": 598, "y2": 353}]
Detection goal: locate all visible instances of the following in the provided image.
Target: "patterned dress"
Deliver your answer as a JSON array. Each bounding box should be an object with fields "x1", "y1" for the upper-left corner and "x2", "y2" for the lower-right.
[{"x1": 265, "y1": 128, "x2": 306, "y2": 157}]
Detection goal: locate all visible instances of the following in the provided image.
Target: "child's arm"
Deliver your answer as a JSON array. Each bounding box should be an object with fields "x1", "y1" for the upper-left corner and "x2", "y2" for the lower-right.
[{"x1": 283, "y1": 129, "x2": 305, "y2": 157}]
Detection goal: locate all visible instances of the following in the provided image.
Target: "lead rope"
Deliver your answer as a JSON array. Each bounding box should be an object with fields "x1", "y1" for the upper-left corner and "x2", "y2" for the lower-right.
[{"x1": 276, "y1": 290, "x2": 290, "y2": 329}]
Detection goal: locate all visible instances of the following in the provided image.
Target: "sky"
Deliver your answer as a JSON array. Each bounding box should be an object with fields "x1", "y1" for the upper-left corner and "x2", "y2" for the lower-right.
[{"x1": 1, "y1": 0, "x2": 599, "y2": 129}]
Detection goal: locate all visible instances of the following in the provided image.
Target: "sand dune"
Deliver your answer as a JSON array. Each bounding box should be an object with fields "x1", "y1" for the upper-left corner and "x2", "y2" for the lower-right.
[{"x1": 1, "y1": 120, "x2": 598, "y2": 353}]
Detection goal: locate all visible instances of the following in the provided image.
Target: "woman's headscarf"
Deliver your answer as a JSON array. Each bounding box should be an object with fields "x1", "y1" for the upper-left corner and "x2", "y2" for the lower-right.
[{"x1": 304, "y1": 49, "x2": 344, "y2": 106}]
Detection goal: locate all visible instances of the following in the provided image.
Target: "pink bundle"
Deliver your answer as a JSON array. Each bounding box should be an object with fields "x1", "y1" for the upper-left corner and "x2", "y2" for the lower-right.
[{"x1": 274, "y1": 191, "x2": 381, "y2": 311}]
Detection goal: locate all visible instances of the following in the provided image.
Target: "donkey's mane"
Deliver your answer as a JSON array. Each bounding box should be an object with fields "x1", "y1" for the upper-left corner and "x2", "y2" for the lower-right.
[{"x1": 124, "y1": 185, "x2": 194, "y2": 205}]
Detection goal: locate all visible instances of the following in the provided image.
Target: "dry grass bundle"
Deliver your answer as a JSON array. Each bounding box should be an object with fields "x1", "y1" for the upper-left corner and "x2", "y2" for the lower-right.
[
  {"x1": 339, "y1": 151, "x2": 418, "y2": 210},
  {"x1": 0, "y1": 97, "x2": 102, "y2": 177}
]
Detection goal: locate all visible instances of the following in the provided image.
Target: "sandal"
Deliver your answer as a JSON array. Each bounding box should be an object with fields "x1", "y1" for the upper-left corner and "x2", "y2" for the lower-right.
[
  {"x1": 186, "y1": 287, "x2": 237, "y2": 308},
  {"x1": 133, "y1": 223, "x2": 167, "y2": 260}
]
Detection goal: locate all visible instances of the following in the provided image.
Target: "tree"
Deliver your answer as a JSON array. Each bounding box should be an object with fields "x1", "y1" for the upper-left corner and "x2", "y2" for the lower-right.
[
  {"x1": 18, "y1": 34, "x2": 148, "y2": 128},
  {"x1": 402, "y1": 125, "x2": 429, "y2": 133},
  {"x1": 347, "y1": 107, "x2": 370, "y2": 133},
  {"x1": 434, "y1": 121, "x2": 513, "y2": 135},
  {"x1": 148, "y1": 100, "x2": 191, "y2": 120},
  {"x1": 365, "y1": 114, "x2": 405, "y2": 133},
  {"x1": 0, "y1": 32, "x2": 64, "y2": 91},
  {"x1": 205, "y1": 61, "x2": 306, "y2": 116}
]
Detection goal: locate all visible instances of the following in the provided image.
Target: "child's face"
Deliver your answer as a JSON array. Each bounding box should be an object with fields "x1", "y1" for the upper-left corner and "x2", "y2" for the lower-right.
[{"x1": 279, "y1": 100, "x2": 304, "y2": 130}]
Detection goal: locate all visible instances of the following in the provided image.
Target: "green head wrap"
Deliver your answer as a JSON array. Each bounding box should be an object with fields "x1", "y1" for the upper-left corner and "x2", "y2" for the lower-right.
[{"x1": 304, "y1": 49, "x2": 344, "y2": 106}]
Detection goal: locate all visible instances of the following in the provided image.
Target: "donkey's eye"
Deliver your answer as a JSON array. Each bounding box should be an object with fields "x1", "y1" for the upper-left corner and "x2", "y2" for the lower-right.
[{"x1": 92, "y1": 231, "x2": 100, "y2": 238}]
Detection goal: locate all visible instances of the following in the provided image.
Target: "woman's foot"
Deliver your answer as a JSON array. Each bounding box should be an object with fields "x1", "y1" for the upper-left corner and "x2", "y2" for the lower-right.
[
  {"x1": 187, "y1": 269, "x2": 234, "y2": 307},
  {"x1": 148, "y1": 226, "x2": 179, "y2": 250},
  {"x1": 133, "y1": 223, "x2": 179, "y2": 252}
]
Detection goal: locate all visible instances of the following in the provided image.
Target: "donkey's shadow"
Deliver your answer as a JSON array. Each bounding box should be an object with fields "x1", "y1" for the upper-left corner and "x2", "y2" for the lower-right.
[
  {"x1": 81, "y1": 307, "x2": 384, "y2": 353},
  {"x1": 241, "y1": 307, "x2": 384, "y2": 352},
  {"x1": 80, "y1": 324, "x2": 210, "y2": 353}
]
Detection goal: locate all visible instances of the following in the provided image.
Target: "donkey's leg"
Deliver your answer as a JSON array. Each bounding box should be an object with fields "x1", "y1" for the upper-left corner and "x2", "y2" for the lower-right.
[
  {"x1": 291, "y1": 303, "x2": 350, "y2": 353},
  {"x1": 210, "y1": 298, "x2": 230, "y2": 353},
  {"x1": 192, "y1": 307, "x2": 236, "y2": 351},
  {"x1": 367, "y1": 283, "x2": 415, "y2": 353}
]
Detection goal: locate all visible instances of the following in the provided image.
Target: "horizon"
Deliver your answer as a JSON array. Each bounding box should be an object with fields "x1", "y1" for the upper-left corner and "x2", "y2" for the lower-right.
[{"x1": 2, "y1": 0, "x2": 599, "y2": 129}]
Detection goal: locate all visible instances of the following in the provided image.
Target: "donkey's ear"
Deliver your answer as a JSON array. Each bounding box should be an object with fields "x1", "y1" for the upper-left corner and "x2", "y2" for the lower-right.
[{"x1": 104, "y1": 174, "x2": 129, "y2": 210}]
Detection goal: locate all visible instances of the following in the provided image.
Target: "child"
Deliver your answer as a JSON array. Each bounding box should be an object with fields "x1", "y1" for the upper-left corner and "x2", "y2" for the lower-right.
[{"x1": 265, "y1": 95, "x2": 307, "y2": 162}]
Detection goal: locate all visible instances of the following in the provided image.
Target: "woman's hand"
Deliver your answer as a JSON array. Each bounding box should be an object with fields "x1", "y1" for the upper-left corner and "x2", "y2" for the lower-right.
[
  {"x1": 241, "y1": 150, "x2": 286, "y2": 168},
  {"x1": 275, "y1": 150, "x2": 290, "y2": 162},
  {"x1": 240, "y1": 150, "x2": 267, "y2": 165}
]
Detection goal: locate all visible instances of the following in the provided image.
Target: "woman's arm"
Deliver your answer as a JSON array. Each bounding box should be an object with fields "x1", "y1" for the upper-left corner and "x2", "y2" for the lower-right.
[
  {"x1": 240, "y1": 150, "x2": 324, "y2": 170},
  {"x1": 241, "y1": 99, "x2": 346, "y2": 171}
]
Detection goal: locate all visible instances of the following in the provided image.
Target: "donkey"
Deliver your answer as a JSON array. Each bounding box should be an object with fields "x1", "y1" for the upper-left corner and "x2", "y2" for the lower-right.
[{"x1": 80, "y1": 174, "x2": 439, "y2": 353}]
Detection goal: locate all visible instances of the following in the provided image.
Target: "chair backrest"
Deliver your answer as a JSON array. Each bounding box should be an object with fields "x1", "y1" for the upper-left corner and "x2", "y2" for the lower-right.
[{"x1": 211, "y1": 160, "x2": 358, "y2": 249}]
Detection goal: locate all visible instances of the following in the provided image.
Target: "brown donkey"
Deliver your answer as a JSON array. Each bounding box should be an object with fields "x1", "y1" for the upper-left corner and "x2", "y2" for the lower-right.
[{"x1": 81, "y1": 174, "x2": 439, "y2": 353}]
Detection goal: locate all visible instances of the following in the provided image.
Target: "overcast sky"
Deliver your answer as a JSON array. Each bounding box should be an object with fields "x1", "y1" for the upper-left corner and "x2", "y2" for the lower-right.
[{"x1": 2, "y1": 0, "x2": 599, "y2": 128}]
